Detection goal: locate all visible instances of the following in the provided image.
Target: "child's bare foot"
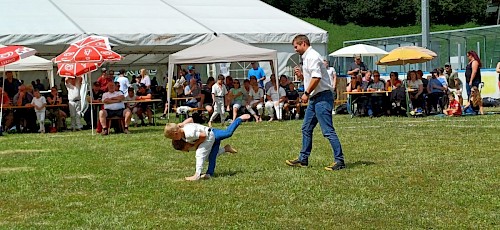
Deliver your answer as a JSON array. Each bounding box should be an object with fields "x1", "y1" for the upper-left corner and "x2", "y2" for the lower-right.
[
  {"x1": 252, "y1": 115, "x2": 259, "y2": 122},
  {"x1": 239, "y1": 114, "x2": 251, "y2": 121},
  {"x1": 224, "y1": 144, "x2": 238, "y2": 153},
  {"x1": 268, "y1": 117, "x2": 274, "y2": 122},
  {"x1": 208, "y1": 121, "x2": 212, "y2": 127},
  {"x1": 185, "y1": 174, "x2": 200, "y2": 181}
]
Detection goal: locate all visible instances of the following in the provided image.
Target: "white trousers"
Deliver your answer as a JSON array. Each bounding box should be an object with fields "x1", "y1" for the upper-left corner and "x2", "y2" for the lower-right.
[
  {"x1": 265, "y1": 101, "x2": 284, "y2": 120},
  {"x1": 246, "y1": 100, "x2": 263, "y2": 116},
  {"x1": 36, "y1": 111, "x2": 45, "y2": 131},
  {"x1": 69, "y1": 100, "x2": 82, "y2": 129},
  {"x1": 209, "y1": 98, "x2": 225, "y2": 122},
  {"x1": 194, "y1": 133, "x2": 225, "y2": 176}
]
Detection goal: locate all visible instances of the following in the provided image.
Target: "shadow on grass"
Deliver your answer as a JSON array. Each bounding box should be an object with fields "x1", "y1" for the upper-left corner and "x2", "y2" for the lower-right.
[
  {"x1": 346, "y1": 161, "x2": 376, "y2": 169},
  {"x1": 214, "y1": 170, "x2": 244, "y2": 178}
]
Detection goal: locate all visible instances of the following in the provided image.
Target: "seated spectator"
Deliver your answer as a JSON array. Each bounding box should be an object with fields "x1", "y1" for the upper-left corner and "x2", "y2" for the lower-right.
[
  {"x1": 13, "y1": 85, "x2": 37, "y2": 132},
  {"x1": 135, "y1": 83, "x2": 153, "y2": 126},
  {"x1": 265, "y1": 77, "x2": 286, "y2": 121},
  {"x1": 83, "y1": 82, "x2": 103, "y2": 130},
  {"x1": 46, "y1": 86, "x2": 67, "y2": 131},
  {"x1": 346, "y1": 75, "x2": 362, "y2": 92},
  {"x1": 407, "y1": 70, "x2": 424, "y2": 114},
  {"x1": 228, "y1": 79, "x2": 245, "y2": 121},
  {"x1": 443, "y1": 92, "x2": 461, "y2": 116},
  {"x1": 361, "y1": 70, "x2": 373, "y2": 91},
  {"x1": 99, "y1": 82, "x2": 132, "y2": 135},
  {"x1": 0, "y1": 86, "x2": 14, "y2": 132},
  {"x1": 125, "y1": 87, "x2": 138, "y2": 126},
  {"x1": 416, "y1": 70, "x2": 429, "y2": 94},
  {"x1": 185, "y1": 66, "x2": 202, "y2": 85},
  {"x1": 366, "y1": 70, "x2": 385, "y2": 117},
  {"x1": 245, "y1": 76, "x2": 264, "y2": 122},
  {"x1": 463, "y1": 86, "x2": 484, "y2": 115},
  {"x1": 2, "y1": 71, "x2": 21, "y2": 99},
  {"x1": 264, "y1": 74, "x2": 275, "y2": 93},
  {"x1": 202, "y1": 77, "x2": 216, "y2": 118},
  {"x1": 452, "y1": 77, "x2": 464, "y2": 106},
  {"x1": 279, "y1": 75, "x2": 292, "y2": 92},
  {"x1": 427, "y1": 70, "x2": 446, "y2": 114},
  {"x1": 184, "y1": 78, "x2": 204, "y2": 108},
  {"x1": 34, "y1": 79, "x2": 45, "y2": 91},
  {"x1": 284, "y1": 83, "x2": 301, "y2": 120},
  {"x1": 386, "y1": 72, "x2": 402, "y2": 91}
]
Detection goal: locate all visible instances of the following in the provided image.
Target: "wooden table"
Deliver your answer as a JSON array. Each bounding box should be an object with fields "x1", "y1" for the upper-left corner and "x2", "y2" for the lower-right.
[
  {"x1": 2, "y1": 104, "x2": 68, "y2": 109},
  {"x1": 91, "y1": 99, "x2": 163, "y2": 125},
  {"x1": 343, "y1": 88, "x2": 415, "y2": 118}
]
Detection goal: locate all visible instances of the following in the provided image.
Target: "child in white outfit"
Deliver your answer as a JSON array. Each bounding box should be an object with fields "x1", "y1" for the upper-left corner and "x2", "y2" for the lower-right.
[
  {"x1": 209, "y1": 75, "x2": 228, "y2": 127},
  {"x1": 65, "y1": 77, "x2": 82, "y2": 131},
  {"x1": 265, "y1": 78, "x2": 286, "y2": 121},
  {"x1": 31, "y1": 89, "x2": 47, "y2": 133}
]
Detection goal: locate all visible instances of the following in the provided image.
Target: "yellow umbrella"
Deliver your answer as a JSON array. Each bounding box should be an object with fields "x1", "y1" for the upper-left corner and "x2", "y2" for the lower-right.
[
  {"x1": 377, "y1": 48, "x2": 434, "y2": 66},
  {"x1": 392, "y1": 46, "x2": 437, "y2": 57}
]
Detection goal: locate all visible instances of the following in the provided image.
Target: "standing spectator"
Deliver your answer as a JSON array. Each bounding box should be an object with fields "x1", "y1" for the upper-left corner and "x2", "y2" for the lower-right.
[
  {"x1": 139, "y1": 69, "x2": 151, "y2": 89},
  {"x1": 116, "y1": 69, "x2": 130, "y2": 97},
  {"x1": 208, "y1": 75, "x2": 227, "y2": 127},
  {"x1": 347, "y1": 55, "x2": 368, "y2": 77},
  {"x1": 136, "y1": 84, "x2": 153, "y2": 126},
  {"x1": 248, "y1": 62, "x2": 266, "y2": 88},
  {"x1": 285, "y1": 35, "x2": 345, "y2": 170},
  {"x1": 265, "y1": 77, "x2": 286, "y2": 121},
  {"x1": 245, "y1": 76, "x2": 264, "y2": 122},
  {"x1": 465, "y1": 50, "x2": 482, "y2": 98},
  {"x1": 463, "y1": 86, "x2": 484, "y2": 115},
  {"x1": 31, "y1": 89, "x2": 47, "y2": 133},
  {"x1": 185, "y1": 66, "x2": 201, "y2": 85},
  {"x1": 34, "y1": 79, "x2": 45, "y2": 91},
  {"x1": 97, "y1": 68, "x2": 112, "y2": 92},
  {"x1": 2, "y1": 71, "x2": 21, "y2": 99},
  {"x1": 444, "y1": 62, "x2": 458, "y2": 89},
  {"x1": 416, "y1": 70, "x2": 428, "y2": 94},
  {"x1": 202, "y1": 77, "x2": 216, "y2": 118},
  {"x1": 65, "y1": 77, "x2": 83, "y2": 131},
  {"x1": 225, "y1": 76, "x2": 234, "y2": 90},
  {"x1": 0, "y1": 86, "x2": 13, "y2": 133}
]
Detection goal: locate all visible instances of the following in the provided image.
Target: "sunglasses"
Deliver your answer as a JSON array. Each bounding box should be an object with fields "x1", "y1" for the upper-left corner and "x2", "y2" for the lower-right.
[{"x1": 374, "y1": 75, "x2": 380, "y2": 77}]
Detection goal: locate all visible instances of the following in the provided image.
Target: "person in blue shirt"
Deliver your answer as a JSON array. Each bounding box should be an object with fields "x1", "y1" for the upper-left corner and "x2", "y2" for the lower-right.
[
  {"x1": 427, "y1": 70, "x2": 446, "y2": 114},
  {"x1": 185, "y1": 66, "x2": 202, "y2": 85},
  {"x1": 247, "y1": 62, "x2": 266, "y2": 88}
]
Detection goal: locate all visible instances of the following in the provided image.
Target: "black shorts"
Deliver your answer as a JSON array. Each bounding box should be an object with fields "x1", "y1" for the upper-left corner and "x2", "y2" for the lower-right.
[{"x1": 106, "y1": 109, "x2": 125, "y2": 118}]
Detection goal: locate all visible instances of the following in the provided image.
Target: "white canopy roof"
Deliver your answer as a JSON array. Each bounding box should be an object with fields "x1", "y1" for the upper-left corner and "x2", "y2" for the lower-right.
[
  {"x1": 0, "y1": 0, "x2": 327, "y2": 67},
  {"x1": 2, "y1": 56, "x2": 53, "y2": 72},
  {"x1": 166, "y1": 35, "x2": 279, "y2": 111}
]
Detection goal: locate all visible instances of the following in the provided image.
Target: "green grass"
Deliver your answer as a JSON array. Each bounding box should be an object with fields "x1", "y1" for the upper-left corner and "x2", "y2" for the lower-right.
[
  {"x1": 1, "y1": 115, "x2": 499, "y2": 229},
  {"x1": 304, "y1": 18, "x2": 480, "y2": 53}
]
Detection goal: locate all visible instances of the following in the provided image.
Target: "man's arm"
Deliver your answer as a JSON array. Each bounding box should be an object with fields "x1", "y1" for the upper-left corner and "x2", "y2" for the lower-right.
[
  {"x1": 137, "y1": 93, "x2": 152, "y2": 100},
  {"x1": 178, "y1": 118, "x2": 193, "y2": 128}
]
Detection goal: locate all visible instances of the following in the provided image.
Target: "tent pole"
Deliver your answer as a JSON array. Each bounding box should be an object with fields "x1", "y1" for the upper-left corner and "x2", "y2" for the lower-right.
[{"x1": 88, "y1": 73, "x2": 95, "y2": 135}]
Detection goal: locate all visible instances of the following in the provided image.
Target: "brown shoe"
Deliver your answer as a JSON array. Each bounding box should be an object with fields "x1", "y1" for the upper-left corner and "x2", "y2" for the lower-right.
[
  {"x1": 101, "y1": 129, "x2": 109, "y2": 136},
  {"x1": 123, "y1": 128, "x2": 130, "y2": 134}
]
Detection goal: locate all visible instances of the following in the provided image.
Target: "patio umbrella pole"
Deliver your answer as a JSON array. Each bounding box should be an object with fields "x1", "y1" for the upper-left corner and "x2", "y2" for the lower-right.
[
  {"x1": 0, "y1": 67, "x2": 5, "y2": 135},
  {"x1": 88, "y1": 73, "x2": 95, "y2": 135}
]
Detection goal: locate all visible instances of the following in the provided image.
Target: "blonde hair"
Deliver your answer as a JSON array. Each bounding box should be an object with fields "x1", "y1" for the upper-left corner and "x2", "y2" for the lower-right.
[
  {"x1": 471, "y1": 86, "x2": 482, "y2": 107},
  {"x1": 164, "y1": 123, "x2": 180, "y2": 139}
]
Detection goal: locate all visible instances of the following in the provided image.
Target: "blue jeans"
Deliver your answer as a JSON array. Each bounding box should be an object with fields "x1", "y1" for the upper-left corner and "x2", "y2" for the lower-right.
[
  {"x1": 205, "y1": 117, "x2": 243, "y2": 176},
  {"x1": 299, "y1": 91, "x2": 344, "y2": 164},
  {"x1": 466, "y1": 80, "x2": 481, "y2": 98}
]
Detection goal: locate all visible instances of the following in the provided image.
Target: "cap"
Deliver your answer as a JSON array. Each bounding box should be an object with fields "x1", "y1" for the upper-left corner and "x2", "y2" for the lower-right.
[
  {"x1": 188, "y1": 65, "x2": 195, "y2": 70},
  {"x1": 444, "y1": 62, "x2": 451, "y2": 67}
]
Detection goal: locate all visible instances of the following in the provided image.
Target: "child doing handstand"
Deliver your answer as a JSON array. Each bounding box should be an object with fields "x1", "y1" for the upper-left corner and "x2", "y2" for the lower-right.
[{"x1": 164, "y1": 114, "x2": 250, "y2": 181}]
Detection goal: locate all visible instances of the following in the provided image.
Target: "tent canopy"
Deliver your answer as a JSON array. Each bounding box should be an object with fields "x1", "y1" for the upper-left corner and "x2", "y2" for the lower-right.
[
  {"x1": 1, "y1": 55, "x2": 52, "y2": 72},
  {"x1": 0, "y1": 0, "x2": 327, "y2": 70},
  {"x1": 167, "y1": 35, "x2": 279, "y2": 114}
]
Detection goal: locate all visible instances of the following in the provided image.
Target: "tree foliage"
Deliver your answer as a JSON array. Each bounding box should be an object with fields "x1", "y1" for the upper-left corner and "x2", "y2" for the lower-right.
[{"x1": 262, "y1": 0, "x2": 489, "y2": 26}]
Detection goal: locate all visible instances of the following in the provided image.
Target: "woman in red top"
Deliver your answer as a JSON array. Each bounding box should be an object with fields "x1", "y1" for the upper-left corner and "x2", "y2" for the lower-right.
[
  {"x1": 386, "y1": 72, "x2": 402, "y2": 90},
  {"x1": 444, "y1": 92, "x2": 462, "y2": 116}
]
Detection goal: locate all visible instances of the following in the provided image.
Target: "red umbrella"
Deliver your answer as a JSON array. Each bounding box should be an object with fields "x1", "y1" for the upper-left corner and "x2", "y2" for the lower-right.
[
  {"x1": 1, "y1": 45, "x2": 37, "y2": 135},
  {"x1": 53, "y1": 35, "x2": 122, "y2": 63},
  {"x1": 0, "y1": 46, "x2": 37, "y2": 67},
  {"x1": 57, "y1": 62, "x2": 102, "y2": 77}
]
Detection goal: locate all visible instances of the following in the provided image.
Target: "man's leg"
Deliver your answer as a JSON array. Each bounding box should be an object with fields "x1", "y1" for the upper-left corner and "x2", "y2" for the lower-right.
[
  {"x1": 298, "y1": 102, "x2": 318, "y2": 162},
  {"x1": 75, "y1": 101, "x2": 82, "y2": 129},
  {"x1": 123, "y1": 109, "x2": 132, "y2": 128},
  {"x1": 314, "y1": 94, "x2": 344, "y2": 165},
  {"x1": 99, "y1": 109, "x2": 108, "y2": 128},
  {"x1": 69, "y1": 101, "x2": 77, "y2": 129}
]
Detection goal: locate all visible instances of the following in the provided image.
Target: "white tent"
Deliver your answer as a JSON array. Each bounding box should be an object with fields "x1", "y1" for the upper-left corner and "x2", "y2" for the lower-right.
[
  {"x1": 0, "y1": 0, "x2": 327, "y2": 75},
  {"x1": 167, "y1": 35, "x2": 279, "y2": 113},
  {"x1": 0, "y1": 55, "x2": 55, "y2": 87}
]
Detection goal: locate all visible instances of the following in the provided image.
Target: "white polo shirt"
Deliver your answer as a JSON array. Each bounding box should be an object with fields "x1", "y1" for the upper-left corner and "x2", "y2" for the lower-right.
[
  {"x1": 102, "y1": 91, "x2": 125, "y2": 110},
  {"x1": 301, "y1": 46, "x2": 332, "y2": 96},
  {"x1": 211, "y1": 83, "x2": 227, "y2": 97},
  {"x1": 266, "y1": 86, "x2": 286, "y2": 102}
]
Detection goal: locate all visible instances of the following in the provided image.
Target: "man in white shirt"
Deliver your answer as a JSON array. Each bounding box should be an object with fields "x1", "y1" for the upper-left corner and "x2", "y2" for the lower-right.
[
  {"x1": 65, "y1": 77, "x2": 83, "y2": 131},
  {"x1": 286, "y1": 35, "x2": 345, "y2": 171},
  {"x1": 99, "y1": 82, "x2": 132, "y2": 135},
  {"x1": 116, "y1": 69, "x2": 130, "y2": 97},
  {"x1": 139, "y1": 69, "x2": 151, "y2": 89},
  {"x1": 208, "y1": 75, "x2": 228, "y2": 127},
  {"x1": 324, "y1": 59, "x2": 337, "y2": 97}
]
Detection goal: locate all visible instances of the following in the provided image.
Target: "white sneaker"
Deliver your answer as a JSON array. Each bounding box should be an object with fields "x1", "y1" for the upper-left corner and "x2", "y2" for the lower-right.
[{"x1": 295, "y1": 114, "x2": 300, "y2": 120}]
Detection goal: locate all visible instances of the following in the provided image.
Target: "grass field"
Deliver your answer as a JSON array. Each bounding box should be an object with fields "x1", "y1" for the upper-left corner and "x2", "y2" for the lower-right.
[{"x1": 0, "y1": 114, "x2": 499, "y2": 229}]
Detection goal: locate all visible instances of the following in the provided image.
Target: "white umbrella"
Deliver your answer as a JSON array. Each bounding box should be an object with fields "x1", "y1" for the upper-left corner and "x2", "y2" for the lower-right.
[{"x1": 329, "y1": 44, "x2": 388, "y2": 57}]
